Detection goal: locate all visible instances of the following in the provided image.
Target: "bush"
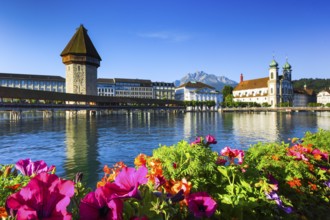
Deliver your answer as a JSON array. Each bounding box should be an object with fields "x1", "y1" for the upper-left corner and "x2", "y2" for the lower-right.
[{"x1": 1, "y1": 130, "x2": 330, "y2": 219}]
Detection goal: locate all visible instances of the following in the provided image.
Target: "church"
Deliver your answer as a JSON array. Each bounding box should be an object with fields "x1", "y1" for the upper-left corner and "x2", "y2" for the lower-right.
[{"x1": 232, "y1": 59, "x2": 294, "y2": 107}]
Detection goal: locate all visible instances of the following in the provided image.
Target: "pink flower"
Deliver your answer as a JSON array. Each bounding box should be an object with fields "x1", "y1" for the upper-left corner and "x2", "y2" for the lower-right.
[
  {"x1": 312, "y1": 148, "x2": 329, "y2": 161},
  {"x1": 106, "y1": 166, "x2": 148, "y2": 199},
  {"x1": 221, "y1": 147, "x2": 245, "y2": 165},
  {"x1": 216, "y1": 156, "x2": 227, "y2": 165},
  {"x1": 205, "y1": 135, "x2": 217, "y2": 145},
  {"x1": 6, "y1": 173, "x2": 74, "y2": 220},
  {"x1": 191, "y1": 137, "x2": 203, "y2": 145},
  {"x1": 187, "y1": 192, "x2": 217, "y2": 218},
  {"x1": 15, "y1": 158, "x2": 54, "y2": 177},
  {"x1": 79, "y1": 186, "x2": 123, "y2": 220}
]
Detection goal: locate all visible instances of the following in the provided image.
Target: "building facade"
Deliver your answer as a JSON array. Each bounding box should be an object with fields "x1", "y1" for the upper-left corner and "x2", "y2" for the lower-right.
[
  {"x1": 97, "y1": 78, "x2": 153, "y2": 99},
  {"x1": 0, "y1": 73, "x2": 65, "y2": 92},
  {"x1": 152, "y1": 82, "x2": 175, "y2": 100},
  {"x1": 233, "y1": 59, "x2": 294, "y2": 107},
  {"x1": 61, "y1": 25, "x2": 101, "y2": 96},
  {"x1": 175, "y1": 81, "x2": 222, "y2": 110},
  {"x1": 317, "y1": 89, "x2": 330, "y2": 105},
  {"x1": 293, "y1": 85, "x2": 316, "y2": 107}
]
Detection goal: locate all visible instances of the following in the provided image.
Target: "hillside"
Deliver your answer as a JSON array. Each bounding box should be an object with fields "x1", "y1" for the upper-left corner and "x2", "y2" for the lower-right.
[{"x1": 293, "y1": 78, "x2": 330, "y2": 93}]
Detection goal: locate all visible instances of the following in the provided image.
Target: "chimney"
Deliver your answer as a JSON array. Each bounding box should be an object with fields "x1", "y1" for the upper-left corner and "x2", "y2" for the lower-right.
[{"x1": 240, "y1": 73, "x2": 243, "y2": 83}]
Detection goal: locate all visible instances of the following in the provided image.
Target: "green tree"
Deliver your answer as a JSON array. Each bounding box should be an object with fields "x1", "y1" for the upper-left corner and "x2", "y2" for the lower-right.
[{"x1": 222, "y1": 86, "x2": 234, "y2": 102}]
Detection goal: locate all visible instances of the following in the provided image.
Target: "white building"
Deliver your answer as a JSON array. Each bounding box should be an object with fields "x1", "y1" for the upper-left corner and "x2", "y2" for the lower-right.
[
  {"x1": 97, "y1": 78, "x2": 153, "y2": 99},
  {"x1": 233, "y1": 59, "x2": 294, "y2": 107},
  {"x1": 317, "y1": 89, "x2": 330, "y2": 105},
  {"x1": 175, "y1": 81, "x2": 222, "y2": 110},
  {"x1": 0, "y1": 73, "x2": 65, "y2": 92},
  {"x1": 152, "y1": 82, "x2": 175, "y2": 100}
]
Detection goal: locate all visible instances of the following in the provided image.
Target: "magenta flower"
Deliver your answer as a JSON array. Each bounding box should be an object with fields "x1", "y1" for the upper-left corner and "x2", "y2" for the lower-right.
[
  {"x1": 79, "y1": 186, "x2": 123, "y2": 220},
  {"x1": 205, "y1": 135, "x2": 217, "y2": 145},
  {"x1": 15, "y1": 158, "x2": 55, "y2": 177},
  {"x1": 287, "y1": 150, "x2": 308, "y2": 161},
  {"x1": 312, "y1": 148, "x2": 329, "y2": 161},
  {"x1": 187, "y1": 192, "x2": 217, "y2": 218},
  {"x1": 191, "y1": 137, "x2": 203, "y2": 145},
  {"x1": 106, "y1": 166, "x2": 148, "y2": 199},
  {"x1": 221, "y1": 147, "x2": 245, "y2": 165},
  {"x1": 6, "y1": 173, "x2": 74, "y2": 220},
  {"x1": 216, "y1": 156, "x2": 227, "y2": 165}
]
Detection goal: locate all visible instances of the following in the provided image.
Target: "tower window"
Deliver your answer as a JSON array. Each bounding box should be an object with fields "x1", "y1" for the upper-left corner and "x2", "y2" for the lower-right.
[{"x1": 271, "y1": 72, "x2": 274, "y2": 79}]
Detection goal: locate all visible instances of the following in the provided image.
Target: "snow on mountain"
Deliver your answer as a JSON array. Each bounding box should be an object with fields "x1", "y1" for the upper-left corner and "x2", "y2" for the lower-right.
[{"x1": 174, "y1": 71, "x2": 237, "y2": 91}]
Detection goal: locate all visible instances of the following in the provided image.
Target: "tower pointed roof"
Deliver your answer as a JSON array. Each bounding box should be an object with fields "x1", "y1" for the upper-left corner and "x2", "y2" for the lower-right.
[{"x1": 61, "y1": 25, "x2": 101, "y2": 60}]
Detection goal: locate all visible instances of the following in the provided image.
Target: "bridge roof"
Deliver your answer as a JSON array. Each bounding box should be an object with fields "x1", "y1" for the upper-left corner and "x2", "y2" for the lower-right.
[
  {"x1": 0, "y1": 86, "x2": 183, "y2": 105},
  {"x1": 0, "y1": 73, "x2": 65, "y2": 81}
]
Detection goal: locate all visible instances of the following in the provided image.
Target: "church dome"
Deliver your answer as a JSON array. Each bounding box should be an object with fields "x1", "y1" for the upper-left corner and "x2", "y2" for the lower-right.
[
  {"x1": 283, "y1": 61, "x2": 292, "y2": 70},
  {"x1": 269, "y1": 59, "x2": 278, "y2": 68}
]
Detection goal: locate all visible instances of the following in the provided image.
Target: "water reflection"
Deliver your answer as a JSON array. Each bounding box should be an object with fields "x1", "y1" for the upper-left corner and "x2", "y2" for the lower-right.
[
  {"x1": 231, "y1": 112, "x2": 278, "y2": 148},
  {"x1": 65, "y1": 117, "x2": 100, "y2": 187},
  {"x1": 0, "y1": 111, "x2": 328, "y2": 188}
]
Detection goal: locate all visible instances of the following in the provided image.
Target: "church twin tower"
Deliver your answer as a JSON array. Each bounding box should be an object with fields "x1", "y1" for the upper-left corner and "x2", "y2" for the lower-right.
[{"x1": 60, "y1": 25, "x2": 101, "y2": 96}]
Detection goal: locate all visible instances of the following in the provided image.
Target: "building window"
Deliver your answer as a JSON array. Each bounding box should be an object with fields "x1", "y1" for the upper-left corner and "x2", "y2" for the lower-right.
[{"x1": 271, "y1": 72, "x2": 273, "y2": 79}]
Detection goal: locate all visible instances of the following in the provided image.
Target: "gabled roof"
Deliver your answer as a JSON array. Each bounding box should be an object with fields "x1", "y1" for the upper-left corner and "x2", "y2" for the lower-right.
[
  {"x1": 318, "y1": 89, "x2": 330, "y2": 95},
  {"x1": 178, "y1": 81, "x2": 214, "y2": 89},
  {"x1": 294, "y1": 88, "x2": 315, "y2": 96},
  {"x1": 233, "y1": 77, "x2": 268, "y2": 91},
  {"x1": 61, "y1": 25, "x2": 101, "y2": 60}
]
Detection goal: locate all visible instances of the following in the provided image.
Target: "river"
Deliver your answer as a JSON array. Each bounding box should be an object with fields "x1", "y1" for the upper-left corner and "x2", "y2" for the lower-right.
[{"x1": 0, "y1": 111, "x2": 329, "y2": 188}]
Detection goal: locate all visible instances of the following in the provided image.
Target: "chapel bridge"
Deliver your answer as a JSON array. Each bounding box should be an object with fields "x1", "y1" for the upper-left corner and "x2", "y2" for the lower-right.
[{"x1": 0, "y1": 87, "x2": 185, "y2": 117}]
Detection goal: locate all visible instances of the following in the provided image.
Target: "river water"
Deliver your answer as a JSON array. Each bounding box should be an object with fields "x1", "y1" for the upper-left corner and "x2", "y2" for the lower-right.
[{"x1": 0, "y1": 111, "x2": 329, "y2": 188}]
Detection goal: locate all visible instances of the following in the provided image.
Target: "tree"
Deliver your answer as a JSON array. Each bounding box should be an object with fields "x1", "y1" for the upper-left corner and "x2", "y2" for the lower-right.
[{"x1": 222, "y1": 86, "x2": 234, "y2": 102}]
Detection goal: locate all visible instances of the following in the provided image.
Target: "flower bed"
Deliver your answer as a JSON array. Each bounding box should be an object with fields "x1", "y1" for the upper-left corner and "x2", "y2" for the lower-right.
[{"x1": 1, "y1": 130, "x2": 330, "y2": 219}]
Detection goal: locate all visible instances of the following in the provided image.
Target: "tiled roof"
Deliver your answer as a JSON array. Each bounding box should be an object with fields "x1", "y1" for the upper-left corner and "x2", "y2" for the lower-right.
[
  {"x1": 294, "y1": 88, "x2": 315, "y2": 96},
  {"x1": 233, "y1": 77, "x2": 268, "y2": 91},
  {"x1": 97, "y1": 78, "x2": 115, "y2": 84},
  {"x1": 0, "y1": 73, "x2": 65, "y2": 81},
  {"x1": 114, "y1": 78, "x2": 152, "y2": 84},
  {"x1": 318, "y1": 89, "x2": 330, "y2": 94},
  {"x1": 61, "y1": 25, "x2": 101, "y2": 60},
  {"x1": 178, "y1": 81, "x2": 214, "y2": 89}
]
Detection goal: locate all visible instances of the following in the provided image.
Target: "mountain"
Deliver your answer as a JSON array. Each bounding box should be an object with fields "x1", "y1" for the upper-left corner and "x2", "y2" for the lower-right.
[{"x1": 174, "y1": 71, "x2": 238, "y2": 91}]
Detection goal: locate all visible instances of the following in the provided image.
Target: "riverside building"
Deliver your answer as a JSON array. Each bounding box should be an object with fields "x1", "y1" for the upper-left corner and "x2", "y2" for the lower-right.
[
  {"x1": 317, "y1": 89, "x2": 330, "y2": 105},
  {"x1": 0, "y1": 73, "x2": 65, "y2": 92},
  {"x1": 0, "y1": 25, "x2": 175, "y2": 101},
  {"x1": 175, "y1": 81, "x2": 222, "y2": 110},
  {"x1": 233, "y1": 59, "x2": 294, "y2": 107}
]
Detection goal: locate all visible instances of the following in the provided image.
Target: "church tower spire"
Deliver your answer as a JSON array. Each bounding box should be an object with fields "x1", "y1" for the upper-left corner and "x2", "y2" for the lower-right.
[{"x1": 61, "y1": 25, "x2": 101, "y2": 95}]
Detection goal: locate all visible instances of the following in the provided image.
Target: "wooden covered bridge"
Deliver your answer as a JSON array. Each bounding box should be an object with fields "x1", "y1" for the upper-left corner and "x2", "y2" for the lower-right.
[{"x1": 0, "y1": 86, "x2": 185, "y2": 119}]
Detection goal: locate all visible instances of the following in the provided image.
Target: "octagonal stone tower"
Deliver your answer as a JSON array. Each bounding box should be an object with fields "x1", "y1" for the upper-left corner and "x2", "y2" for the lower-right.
[{"x1": 61, "y1": 25, "x2": 101, "y2": 96}]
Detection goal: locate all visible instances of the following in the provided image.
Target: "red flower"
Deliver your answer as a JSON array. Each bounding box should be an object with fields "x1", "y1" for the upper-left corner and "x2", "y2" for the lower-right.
[{"x1": 221, "y1": 146, "x2": 244, "y2": 164}]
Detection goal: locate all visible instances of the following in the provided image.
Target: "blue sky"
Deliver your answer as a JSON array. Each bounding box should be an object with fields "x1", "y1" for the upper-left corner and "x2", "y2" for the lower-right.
[{"x1": 0, "y1": 0, "x2": 329, "y2": 83}]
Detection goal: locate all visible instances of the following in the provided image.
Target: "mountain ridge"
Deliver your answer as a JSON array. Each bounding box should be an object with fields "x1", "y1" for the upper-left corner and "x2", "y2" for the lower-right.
[{"x1": 174, "y1": 71, "x2": 238, "y2": 91}]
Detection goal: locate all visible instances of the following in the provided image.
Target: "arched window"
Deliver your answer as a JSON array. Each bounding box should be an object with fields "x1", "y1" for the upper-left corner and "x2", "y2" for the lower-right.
[{"x1": 271, "y1": 72, "x2": 274, "y2": 79}]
